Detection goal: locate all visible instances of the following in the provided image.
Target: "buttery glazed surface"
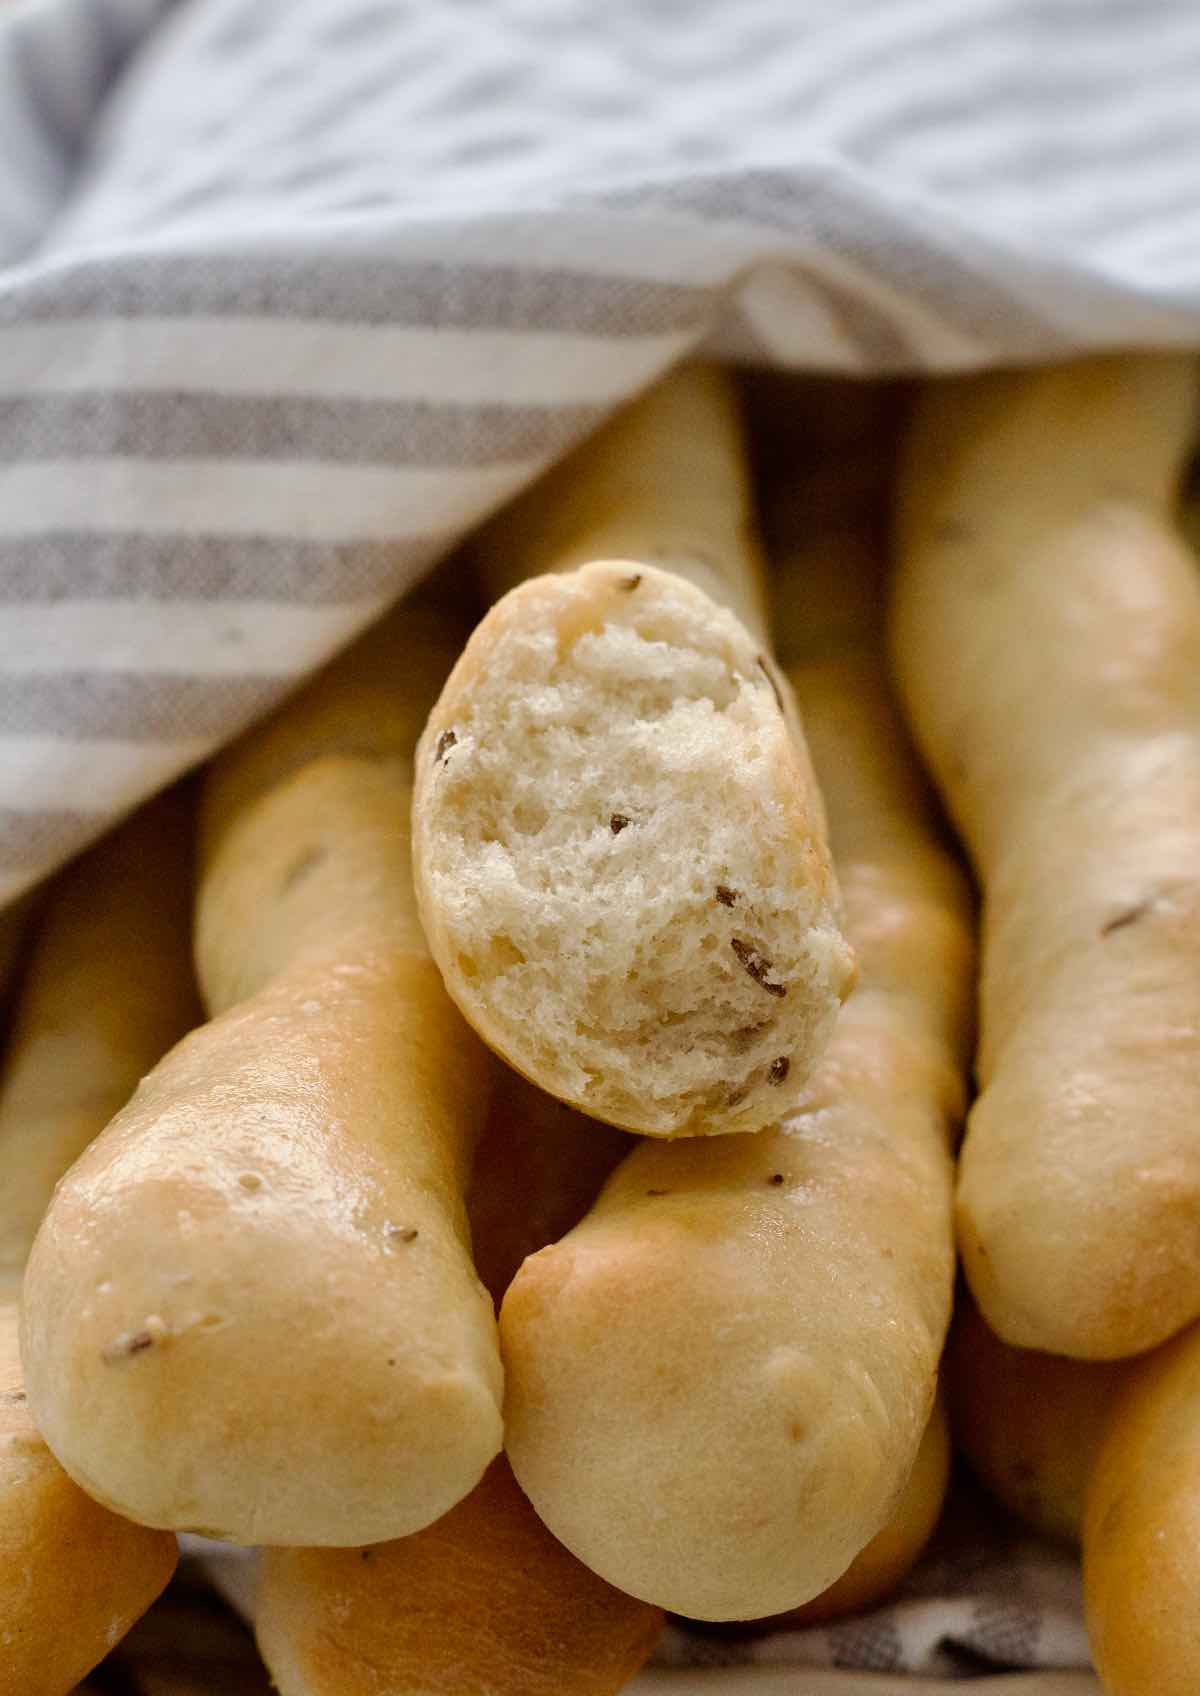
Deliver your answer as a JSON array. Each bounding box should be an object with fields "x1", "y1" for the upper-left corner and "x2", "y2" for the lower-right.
[
  {"x1": 0, "y1": 792, "x2": 199, "y2": 1299},
  {"x1": 1085, "y1": 1322, "x2": 1200, "y2": 1696},
  {"x1": 22, "y1": 609, "x2": 503, "y2": 1547},
  {"x1": 0, "y1": 1309, "x2": 176, "y2": 1696},
  {"x1": 257, "y1": 1071, "x2": 660, "y2": 1696},
  {"x1": 891, "y1": 355, "x2": 1200, "y2": 1359},
  {"x1": 0, "y1": 797, "x2": 191, "y2": 1696},
  {"x1": 474, "y1": 362, "x2": 772, "y2": 641},
  {"x1": 500, "y1": 477, "x2": 970, "y2": 1620}
]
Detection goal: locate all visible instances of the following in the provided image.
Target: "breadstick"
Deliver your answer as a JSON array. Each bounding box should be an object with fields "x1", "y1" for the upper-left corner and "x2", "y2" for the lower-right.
[
  {"x1": 22, "y1": 603, "x2": 504, "y2": 1547},
  {"x1": 890, "y1": 354, "x2": 1200, "y2": 1358},
  {"x1": 500, "y1": 462, "x2": 969, "y2": 1619},
  {"x1": 764, "y1": 1394, "x2": 950, "y2": 1630},
  {"x1": 0, "y1": 791, "x2": 201, "y2": 1295},
  {"x1": 1083, "y1": 1322, "x2": 1200, "y2": 1696},
  {"x1": 1, "y1": 1311, "x2": 177, "y2": 1696},
  {"x1": 256, "y1": 1071, "x2": 659, "y2": 1696},
  {"x1": 0, "y1": 795, "x2": 193, "y2": 1696},
  {"x1": 413, "y1": 363, "x2": 854, "y2": 1138},
  {"x1": 258, "y1": 1455, "x2": 663, "y2": 1696},
  {"x1": 476, "y1": 360, "x2": 772, "y2": 637},
  {"x1": 947, "y1": 1295, "x2": 1133, "y2": 1544},
  {"x1": 761, "y1": 390, "x2": 948, "y2": 1625}
]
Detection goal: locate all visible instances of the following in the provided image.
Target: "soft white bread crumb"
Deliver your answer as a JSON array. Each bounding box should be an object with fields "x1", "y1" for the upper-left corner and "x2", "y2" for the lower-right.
[{"x1": 413, "y1": 561, "x2": 854, "y2": 1137}]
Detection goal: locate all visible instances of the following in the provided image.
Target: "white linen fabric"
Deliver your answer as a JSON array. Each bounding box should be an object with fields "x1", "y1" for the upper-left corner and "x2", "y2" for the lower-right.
[{"x1": 3, "y1": 0, "x2": 1200, "y2": 903}]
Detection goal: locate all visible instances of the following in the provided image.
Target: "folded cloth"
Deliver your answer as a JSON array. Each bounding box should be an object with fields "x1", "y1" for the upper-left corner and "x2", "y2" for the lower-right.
[{"x1": 3, "y1": 0, "x2": 1200, "y2": 905}]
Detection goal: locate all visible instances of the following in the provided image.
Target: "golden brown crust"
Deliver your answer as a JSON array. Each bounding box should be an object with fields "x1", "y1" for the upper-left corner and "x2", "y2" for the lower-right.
[
  {"x1": 1084, "y1": 1324, "x2": 1200, "y2": 1696},
  {"x1": 0, "y1": 793, "x2": 193, "y2": 1692},
  {"x1": 24, "y1": 946, "x2": 499, "y2": 1546},
  {"x1": 890, "y1": 354, "x2": 1200, "y2": 1359},
  {"x1": 760, "y1": 1394, "x2": 950, "y2": 1629},
  {"x1": 202, "y1": 599, "x2": 460, "y2": 846},
  {"x1": 256, "y1": 1073, "x2": 655, "y2": 1696},
  {"x1": 258, "y1": 1457, "x2": 663, "y2": 1696},
  {"x1": 475, "y1": 361, "x2": 772, "y2": 641},
  {"x1": 947, "y1": 1297, "x2": 1134, "y2": 1544},
  {"x1": 500, "y1": 475, "x2": 968, "y2": 1619},
  {"x1": 22, "y1": 607, "x2": 504, "y2": 1547},
  {"x1": 0, "y1": 1306, "x2": 177, "y2": 1696},
  {"x1": 0, "y1": 789, "x2": 199, "y2": 1301}
]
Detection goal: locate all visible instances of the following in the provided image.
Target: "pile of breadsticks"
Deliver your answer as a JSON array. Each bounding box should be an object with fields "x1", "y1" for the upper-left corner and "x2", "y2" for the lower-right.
[{"x1": 0, "y1": 352, "x2": 1196, "y2": 1696}]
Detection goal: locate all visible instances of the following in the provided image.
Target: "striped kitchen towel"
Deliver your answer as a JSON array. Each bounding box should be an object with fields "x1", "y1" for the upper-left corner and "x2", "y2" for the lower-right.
[{"x1": 3, "y1": 0, "x2": 1200, "y2": 903}]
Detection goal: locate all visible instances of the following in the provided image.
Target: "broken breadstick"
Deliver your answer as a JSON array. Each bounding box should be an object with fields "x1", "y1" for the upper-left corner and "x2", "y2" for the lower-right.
[
  {"x1": 500, "y1": 433, "x2": 968, "y2": 1618},
  {"x1": 413, "y1": 363, "x2": 854, "y2": 1138}
]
